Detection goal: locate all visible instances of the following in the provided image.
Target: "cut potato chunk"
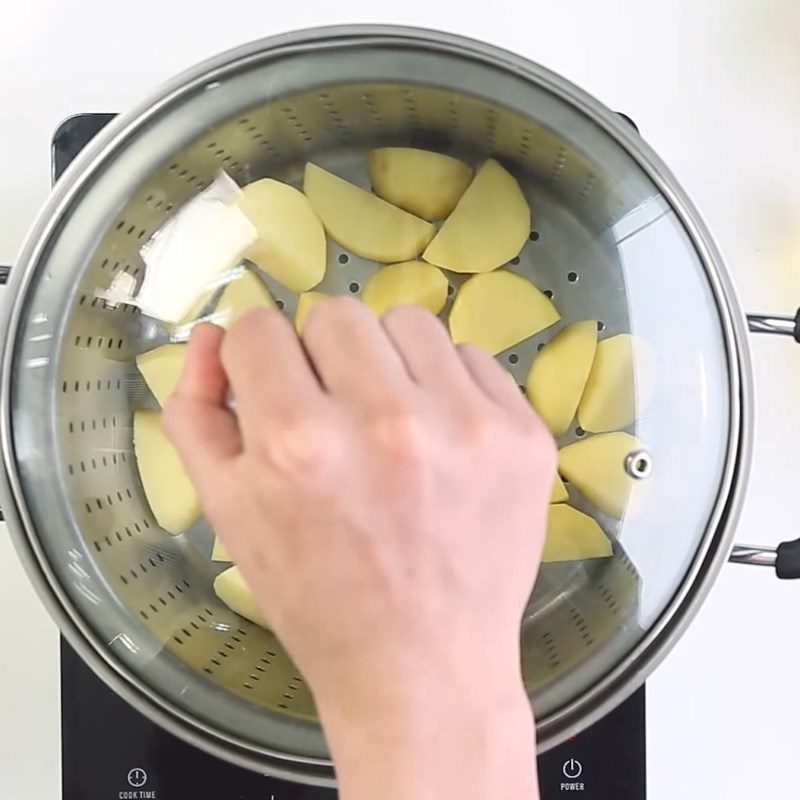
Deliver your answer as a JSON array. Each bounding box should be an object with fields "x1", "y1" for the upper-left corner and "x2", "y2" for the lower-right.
[
  {"x1": 558, "y1": 432, "x2": 642, "y2": 519},
  {"x1": 178, "y1": 286, "x2": 216, "y2": 325},
  {"x1": 295, "y1": 291, "x2": 330, "y2": 333},
  {"x1": 449, "y1": 271, "x2": 560, "y2": 355},
  {"x1": 304, "y1": 163, "x2": 435, "y2": 263},
  {"x1": 238, "y1": 178, "x2": 326, "y2": 293},
  {"x1": 133, "y1": 410, "x2": 200, "y2": 534},
  {"x1": 577, "y1": 334, "x2": 638, "y2": 432},
  {"x1": 213, "y1": 269, "x2": 276, "y2": 330},
  {"x1": 526, "y1": 321, "x2": 598, "y2": 437},
  {"x1": 550, "y1": 474, "x2": 569, "y2": 504},
  {"x1": 362, "y1": 261, "x2": 448, "y2": 317},
  {"x1": 367, "y1": 147, "x2": 473, "y2": 220},
  {"x1": 213, "y1": 566, "x2": 267, "y2": 628},
  {"x1": 423, "y1": 160, "x2": 530, "y2": 273},
  {"x1": 136, "y1": 344, "x2": 187, "y2": 407},
  {"x1": 542, "y1": 504, "x2": 612, "y2": 563},
  {"x1": 211, "y1": 537, "x2": 231, "y2": 563}
]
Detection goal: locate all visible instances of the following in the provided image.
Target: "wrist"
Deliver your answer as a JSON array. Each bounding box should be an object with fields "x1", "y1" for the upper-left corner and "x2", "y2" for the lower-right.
[
  {"x1": 316, "y1": 660, "x2": 528, "y2": 734},
  {"x1": 314, "y1": 655, "x2": 538, "y2": 800},
  {"x1": 307, "y1": 625, "x2": 525, "y2": 724}
]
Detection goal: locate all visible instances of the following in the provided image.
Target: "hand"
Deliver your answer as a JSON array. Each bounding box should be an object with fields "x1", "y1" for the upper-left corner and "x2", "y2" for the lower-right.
[{"x1": 164, "y1": 299, "x2": 555, "y2": 800}]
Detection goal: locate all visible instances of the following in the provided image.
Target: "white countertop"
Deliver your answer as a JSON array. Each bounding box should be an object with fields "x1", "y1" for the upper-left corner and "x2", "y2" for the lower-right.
[{"x1": 2, "y1": 2, "x2": 800, "y2": 798}]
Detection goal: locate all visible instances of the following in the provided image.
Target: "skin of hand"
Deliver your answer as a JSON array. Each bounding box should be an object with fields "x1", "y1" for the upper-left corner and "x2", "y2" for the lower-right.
[{"x1": 163, "y1": 298, "x2": 555, "y2": 800}]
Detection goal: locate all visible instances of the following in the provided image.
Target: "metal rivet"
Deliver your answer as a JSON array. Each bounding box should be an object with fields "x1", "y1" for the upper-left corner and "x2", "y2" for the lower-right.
[{"x1": 625, "y1": 449, "x2": 652, "y2": 479}]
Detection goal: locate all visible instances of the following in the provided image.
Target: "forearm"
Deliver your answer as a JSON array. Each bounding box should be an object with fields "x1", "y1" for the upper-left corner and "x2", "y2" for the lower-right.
[{"x1": 317, "y1": 669, "x2": 539, "y2": 800}]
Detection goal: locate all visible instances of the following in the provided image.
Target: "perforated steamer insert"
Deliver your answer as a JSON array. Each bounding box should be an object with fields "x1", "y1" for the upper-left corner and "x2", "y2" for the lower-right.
[
  {"x1": 5, "y1": 24, "x2": 800, "y2": 797},
  {"x1": 55, "y1": 112, "x2": 646, "y2": 800}
]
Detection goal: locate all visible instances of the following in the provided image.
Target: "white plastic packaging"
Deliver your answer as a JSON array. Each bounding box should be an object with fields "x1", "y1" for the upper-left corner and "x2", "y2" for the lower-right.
[{"x1": 98, "y1": 171, "x2": 257, "y2": 324}]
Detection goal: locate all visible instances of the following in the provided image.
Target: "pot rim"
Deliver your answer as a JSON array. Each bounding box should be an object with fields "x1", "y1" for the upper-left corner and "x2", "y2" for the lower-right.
[{"x1": 0, "y1": 24, "x2": 753, "y2": 782}]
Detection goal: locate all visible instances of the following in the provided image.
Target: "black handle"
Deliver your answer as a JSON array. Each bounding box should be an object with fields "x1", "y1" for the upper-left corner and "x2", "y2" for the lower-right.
[{"x1": 777, "y1": 539, "x2": 800, "y2": 580}]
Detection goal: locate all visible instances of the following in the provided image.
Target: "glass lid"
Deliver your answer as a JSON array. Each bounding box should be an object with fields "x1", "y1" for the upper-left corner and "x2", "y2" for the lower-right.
[{"x1": 2, "y1": 28, "x2": 741, "y2": 768}]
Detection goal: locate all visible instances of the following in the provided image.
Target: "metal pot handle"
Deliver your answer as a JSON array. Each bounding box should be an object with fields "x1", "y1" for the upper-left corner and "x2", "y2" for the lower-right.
[
  {"x1": 729, "y1": 310, "x2": 800, "y2": 577},
  {"x1": 0, "y1": 254, "x2": 794, "y2": 565},
  {"x1": 745, "y1": 310, "x2": 800, "y2": 341}
]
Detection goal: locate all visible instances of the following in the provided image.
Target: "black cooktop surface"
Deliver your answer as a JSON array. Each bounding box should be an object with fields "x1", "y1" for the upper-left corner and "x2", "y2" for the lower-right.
[{"x1": 56, "y1": 113, "x2": 646, "y2": 800}]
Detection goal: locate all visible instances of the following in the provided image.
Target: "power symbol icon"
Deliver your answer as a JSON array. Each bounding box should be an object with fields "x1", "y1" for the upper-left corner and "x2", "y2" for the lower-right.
[{"x1": 562, "y1": 758, "x2": 583, "y2": 779}]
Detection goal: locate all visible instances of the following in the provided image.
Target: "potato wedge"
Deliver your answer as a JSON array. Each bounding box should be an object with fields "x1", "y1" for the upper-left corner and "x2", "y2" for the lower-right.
[
  {"x1": 213, "y1": 566, "x2": 267, "y2": 628},
  {"x1": 558, "y1": 432, "x2": 643, "y2": 519},
  {"x1": 213, "y1": 269, "x2": 276, "y2": 330},
  {"x1": 423, "y1": 160, "x2": 530, "y2": 273},
  {"x1": 550, "y1": 474, "x2": 569, "y2": 504},
  {"x1": 211, "y1": 537, "x2": 231, "y2": 563},
  {"x1": 577, "y1": 334, "x2": 639, "y2": 433},
  {"x1": 238, "y1": 177, "x2": 326, "y2": 293},
  {"x1": 449, "y1": 270, "x2": 560, "y2": 355},
  {"x1": 136, "y1": 344, "x2": 187, "y2": 407},
  {"x1": 133, "y1": 410, "x2": 200, "y2": 534},
  {"x1": 367, "y1": 147, "x2": 473, "y2": 220},
  {"x1": 178, "y1": 287, "x2": 216, "y2": 324},
  {"x1": 295, "y1": 291, "x2": 330, "y2": 333},
  {"x1": 526, "y1": 321, "x2": 598, "y2": 437},
  {"x1": 362, "y1": 261, "x2": 448, "y2": 317},
  {"x1": 542, "y1": 504, "x2": 612, "y2": 563},
  {"x1": 304, "y1": 163, "x2": 435, "y2": 263}
]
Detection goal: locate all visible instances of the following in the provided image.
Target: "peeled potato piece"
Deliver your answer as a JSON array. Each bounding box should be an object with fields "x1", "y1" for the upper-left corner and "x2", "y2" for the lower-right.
[
  {"x1": 211, "y1": 537, "x2": 231, "y2": 563},
  {"x1": 295, "y1": 291, "x2": 330, "y2": 333},
  {"x1": 550, "y1": 474, "x2": 569, "y2": 504},
  {"x1": 542, "y1": 504, "x2": 612, "y2": 563},
  {"x1": 362, "y1": 261, "x2": 448, "y2": 317},
  {"x1": 133, "y1": 410, "x2": 200, "y2": 534},
  {"x1": 136, "y1": 344, "x2": 187, "y2": 407},
  {"x1": 558, "y1": 432, "x2": 643, "y2": 519},
  {"x1": 526, "y1": 321, "x2": 598, "y2": 437},
  {"x1": 423, "y1": 160, "x2": 530, "y2": 273},
  {"x1": 367, "y1": 147, "x2": 473, "y2": 220},
  {"x1": 213, "y1": 269, "x2": 276, "y2": 330},
  {"x1": 449, "y1": 271, "x2": 560, "y2": 355},
  {"x1": 213, "y1": 566, "x2": 267, "y2": 628},
  {"x1": 178, "y1": 287, "x2": 216, "y2": 325},
  {"x1": 238, "y1": 178, "x2": 326, "y2": 293},
  {"x1": 304, "y1": 163, "x2": 435, "y2": 263},
  {"x1": 577, "y1": 334, "x2": 639, "y2": 433}
]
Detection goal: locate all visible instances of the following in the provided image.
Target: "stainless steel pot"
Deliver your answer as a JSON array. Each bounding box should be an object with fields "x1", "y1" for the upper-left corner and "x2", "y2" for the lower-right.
[{"x1": 2, "y1": 25, "x2": 797, "y2": 787}]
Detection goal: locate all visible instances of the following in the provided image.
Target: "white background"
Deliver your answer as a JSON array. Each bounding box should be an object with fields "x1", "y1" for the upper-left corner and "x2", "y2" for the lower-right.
[{"x1": 2, "y1": 1, "x2": 799, "y2": 798}]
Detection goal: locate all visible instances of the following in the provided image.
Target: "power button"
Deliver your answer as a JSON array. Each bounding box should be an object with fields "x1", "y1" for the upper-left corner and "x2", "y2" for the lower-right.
[{"x1": 562, "y1": 758, "x2": 583, "y2": 779}]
